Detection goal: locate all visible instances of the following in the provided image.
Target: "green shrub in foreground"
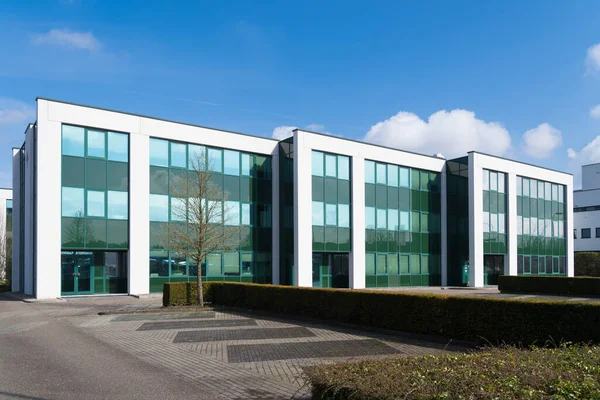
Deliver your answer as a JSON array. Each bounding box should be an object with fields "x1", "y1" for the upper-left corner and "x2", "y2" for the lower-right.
[
  {"x1": 162, "y1": 282, "x2": 213, "y2": 307},
  {"x1": 163, "y1": 282, "x2": 600, "y2": 345},
  {"x1": 575, "y1": 252, "x2": 600, "y2": 277},
  {"x1": 306, "y1": 345, "x2": 600, "y2": 399},
  {"x1": 498, "y1": 275, "x2": 600, "y2": 296}
]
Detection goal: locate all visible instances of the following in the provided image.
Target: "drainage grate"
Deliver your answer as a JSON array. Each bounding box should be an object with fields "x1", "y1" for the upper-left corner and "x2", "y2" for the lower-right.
[
  {"x1": 137, "y1": 319, "x2": 256, "y2": 331},
  {"x1": 112, "y1": 312, "x2": 216, "y2": 322},
  {"x1": 173, "y1": 327, "x2": 315, "y2": 343},
  {"x1": 227, "y1": 339, "x2": 401, "y2": 363}
]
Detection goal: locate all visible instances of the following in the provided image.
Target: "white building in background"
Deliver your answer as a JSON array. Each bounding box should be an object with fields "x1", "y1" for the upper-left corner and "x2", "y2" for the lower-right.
[
  {"x1": 12, "y1": 98, "x2": 574, "y2": 298},
  {"x1": 0, "y1": 188, "x2": 12, "y2": 281},
  {"x1": 574, "y1": 163, "x2": 600, "y2": 252}
]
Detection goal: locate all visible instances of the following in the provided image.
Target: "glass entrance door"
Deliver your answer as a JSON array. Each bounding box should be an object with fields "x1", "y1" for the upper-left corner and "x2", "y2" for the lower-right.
[{"x1": 61, "y1": 251, "x2": 93, "y2": 295}]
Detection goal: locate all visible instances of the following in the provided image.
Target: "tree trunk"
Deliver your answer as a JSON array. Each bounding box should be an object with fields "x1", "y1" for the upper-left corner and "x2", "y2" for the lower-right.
[{"x1": 197, "y1": 263, "x2": 204, "y2": 307}]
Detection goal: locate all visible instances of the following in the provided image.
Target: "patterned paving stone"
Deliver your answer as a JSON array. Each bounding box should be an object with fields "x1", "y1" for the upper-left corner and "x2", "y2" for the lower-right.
[
  {"x1": 174, "y1": 327, "x2": 316, "y2": 343},
  {"x1": 227, "y1": 339, "x2": 402, "y2": 363},
  {"x1": 137, "y1": 318, "x2": 257, "y2": 331},
  {"x1": 112, "y1": 311, "x2": 216, "y2": 322}
]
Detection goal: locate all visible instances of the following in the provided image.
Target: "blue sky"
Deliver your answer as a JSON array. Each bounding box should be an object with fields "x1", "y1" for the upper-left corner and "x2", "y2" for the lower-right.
[{"x1": 1, "y1": 0, "x2": 600, "y2": 188}]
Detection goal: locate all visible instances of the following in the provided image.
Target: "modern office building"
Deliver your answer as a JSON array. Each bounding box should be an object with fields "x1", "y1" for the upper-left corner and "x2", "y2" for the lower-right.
[
  {"x1": 12, "y1": 98, "x2": 574, "y2": 298},
  {"x1": 574, "y1": 163, "x2": 600, "y2": 252},
  {"x1": 0, "y1": 188, "x2": 12, "y2": 282}
]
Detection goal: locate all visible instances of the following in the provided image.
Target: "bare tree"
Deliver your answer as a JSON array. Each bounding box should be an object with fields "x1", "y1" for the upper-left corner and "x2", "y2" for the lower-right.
[{"x1": 162, "y1": 151, "x2": 242, "y2": 306}]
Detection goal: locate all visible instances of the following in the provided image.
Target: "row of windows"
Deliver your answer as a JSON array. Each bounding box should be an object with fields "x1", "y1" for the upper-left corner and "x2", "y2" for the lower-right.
[
  {"x1": 62, "y1": 125, "x2": 128, "y2": 162},
  {"x1": 62, "y1": 187, "x2": 128, "y2": 220},
  {"x1": 517, "y1": 176, "x2": 565, "y2": 202},
  {"x1": 312, "y1": 202, "x2": 350, "y2": 227},
  {"x1": 365, "y1": 184, "x2": 440, "y2": 213},
  {"x1": 517, "y1": 236, "x2": 566, "y2": 256},
  {"x1": 61, "y1": 217, "x2": 128, "y2": 249},
  {"x1": 365, "y1": 161, "x2": 440, "y2": 192},
  {"x1": 150, "y1": 138, "x2": 271, "y2": 178},
  {"x1": 482, "y1": 170, "x2": 506, "y2": 193},
  {"x1": 483, "y1": 191, "x2": 506, "y2": 214},
  {"x1": 517, "y1": 196, "x2": 566, "y2": 220},
  {"x1": 517, "y1": 255, "x2": 566, "y2": 275},
  {"x1": 312, "y1": 176, "x2": 351, "y2": 205},
  {"x1": 149, "y1": 250, "x2": 271, "y2": 277},
  {"x1": 365, "y1": 207, "x2": 440, "y2": 233},
  {"x1": 366, "y1": 231, "x2": 441, "y2": 255},
  {"x1": 576, "y1": 228, "x2": 600, "y2": 239},
  {"x1": 574, "y1": 205, "x2": 600, "y2": 213},
  {"x1": 483, "y1": 212, "x2": 506, "y2": 234},
  {"x1": 517, "y1": 217, "x2": 565, "y2": 238},
  {"x1": 365, "y1": 253, "x2": 434, "y2": 275},
  {"x1": 311, "y1": 151, "x2": 350, "y2": 180}
]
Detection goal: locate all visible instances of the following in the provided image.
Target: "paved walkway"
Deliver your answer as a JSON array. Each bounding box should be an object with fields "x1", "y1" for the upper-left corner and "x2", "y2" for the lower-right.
[{"x1": 0, "y1": 294, "x2": 469, "y2": 399}]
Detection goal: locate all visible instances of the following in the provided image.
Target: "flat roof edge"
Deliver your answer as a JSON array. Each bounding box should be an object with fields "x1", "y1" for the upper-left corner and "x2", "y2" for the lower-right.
[{"x1": 467, "y1": 151, "x2": 572, "y2": 176}]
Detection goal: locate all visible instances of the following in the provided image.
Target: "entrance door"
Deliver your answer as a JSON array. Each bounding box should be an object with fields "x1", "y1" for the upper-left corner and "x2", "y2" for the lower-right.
[
  {"x1": 484, "y1": 255, "x2": 504, "y2": 285},
  {"x1": 61, "y1": 252, "x2": 93, "y2": 295}
]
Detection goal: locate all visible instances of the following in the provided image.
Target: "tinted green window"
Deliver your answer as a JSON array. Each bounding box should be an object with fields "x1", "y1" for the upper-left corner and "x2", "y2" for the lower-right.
[
  {"x1": 86, "y1": 219, "x2": 107, "y2": 248},
  {"x1": 108, "y1": 132, "x2": 128, "y2": 162},
  {"x1": 107, "y1": 220, "x2": 128, "y2": 248},
  {"x1": 150, "y1": 138, "x2": 169, "y2": 166},
  {"x1": 62, "y1": 187, "x2": 84, "y2": 217},
  {"x1": 325, "y1": 204, "x2": 337, "y2": 226},
  {"x1": 150, "y1": 166, "x2": 169, "y2": 195},
  {"x1": 241, "y1": 153, "x2": 252, "y2": 176},
  {"x1": 87, "y1": 130, "x2": 105, "y2": 158},
  {"x1": 338, "y1": 204, "x2": 350, "y2": 228},
  {"x1": 86, "y1": 159, "x2": 107, "y2": 190},
  {"x1": 107, "y1": 162, "x2": 128, "y2": 191},
  {"x1": 377, "y1": 209, "x2": 387, "y2": 229},
  {"x1": 324, "y1": 178, "x2": 337, "y2": 203},
  {"x1": 312, "y1": 177, "x2": 324, "y2": 201},
  {"x1": 107, "y1": 191, "x2": 128, "y2": 220},
  {"x1": 400, "y1": 255, "x2": 409, "y2": 274},
  {"x1": 399, "y1": 168, "x2": 410, "y2": 188},
  {"x1": 224, "y1": 253, "x2": 240, "y2": 275},
  {"x1": 313, "y1": 226, "x2": 325, "y2": 251},
  {"x1": 411, "y1": 170, "x2": 420, "y2": 190},
  {"x1": 411, "y1": 212, "x2": 420, "y2": 232},
  {"x1": 325, "y1": 154, "x2": 337, "y2": 177},
  {"x1": 170, "y1": 142, "x2": 187, "y2": 168},
  {"x1": 62, "y1": 156, "x2": 84, "y2": 187},
  {"x1": 188, "y1": 144, "x2": 205, "y2": 169},
  {"x1": 420, "y1": 171, "x2": 429, "y2": 191},
  {"x1": 325, "y1": 227, "x2": 337, "y2": 250},
  {"x1": 338, "y1": 156, "x2": 350, "y2": 180},
  {"x1": 410, "y1": 254, "x2": 420, "y2": 274},
  {"x1": 208, "y1": 148, "x2": 222, "y2": 172},
  {"x1": 388, "y1": 209, "x2": 398, "y2": 231},
  {"x1": 62, "y1": 125, "x2": 85, "y2": 157},
  {"x1": 62, "y1": 217, "x2": 85, "y2": 247},
  {"x1": 376, "y1": 163, "x2": 386, "y2": 184},
  {"x1": 387, "y1": 165, "x2": 398, "y2": 187},
  {"x1": 366, "y1": 253, "x2": 375, "y2": 274},
  {"x1": 223, "y1": 175, "x2": 240, "y2": 201},
  {"x1": 224, "y1": 150, "x2": 240, "y2": 176},
  {"x1": 365, "y1": 207, "x2": 375, "y2": 229},
  {"x1": 150, "y1": 194, "x2": 169, "y2": 222},
  {"x1": 338, "y1": 228, "x2": 351, "y2": 251},
  {"x1": 312, "y1": 151, "x2": 324, "y2": 176},
  {"x1": 388, "y1": 254, "x2": 399, "y2": 274},
  {"x1": 365, "y1": 161, "x2": 375, "y2": 184},
  {"x1": 312, "y1": 201, "x2": 324, "y2": 226},
  {"x1": 377, "y1": 254, "x2": 387, "y2": 274},
  {"x1": 338, "y1": 180, "x2": 351, "y2": 204},
  {"x1": 87, "y1": 190, "x2": 105, "y2": 217}
]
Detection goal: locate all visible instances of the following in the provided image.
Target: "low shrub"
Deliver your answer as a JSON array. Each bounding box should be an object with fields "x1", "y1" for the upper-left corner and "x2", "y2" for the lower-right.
[
  {"x1": 498, "y1": 275, "x2": 600, "y2": 296},
  {"x1": 0, "y1": 280, "x2": 9, "y2": 293},
  {"x1": 164, "y1": 282, "x2": 600, "y2": 345},
  {"x1": 162, "y1": 282, "x2": 213, "y2": 307},
  {"x1": 305, "y1": 345, "x2": 600, "y2": 399},
  {"x1": 575, "y1": 251, "x2": 600, "y2": 277}
]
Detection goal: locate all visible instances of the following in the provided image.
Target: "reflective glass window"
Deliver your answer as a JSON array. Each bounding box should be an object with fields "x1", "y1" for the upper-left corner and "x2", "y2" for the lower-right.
[
  {"x1": 62, "y1": 187, "x2": 84, "y2": 217},
  {"x1": 188, "y1": 144, "x2": 205, "y2": 169},
  {"x1": 87, "y1": 190, "x2": 105, "y2": 217},
  {"x1": 107, "y1": 191, "x2": 128, "y2": 220},
  {"x1": 224, "y1": 253, "x2": 240, "y2": 275},
  {"x1": 207, "y1": 253, "x2": 222, "y2": 276},
  {"x1": 388, "y1": 255, "x2": 399, "y2": 275},
  {"x1": 365, "y1": 161, "x2": 375, "y2": 184},
  {"x1": 366, "y1": 253, "x2": 375, "y2": 275},
  {"x1": 545, "y1": 182, "x2": 551, "y2": 200},
  {"x1": 150, "y1": 194, "x2": 169, "y2": 222},
  {"x1": 387, "y1": 165, "x2": 398, "y2": 187},
  {"x1": 377, "y1": 208, "x2": 387, "y2": 229},
  {"x1": 241, "y1": 153, "x2": 252, "y2": 176},
  {"x1": 498, "y1": 172, "x2": 505, "y2": 193},
  {"x1": 558, "y1": 186, "x2": 564, "y2": 203},
  {"x1": 483, "y1": 170, "x2": 490, "y2": 190},
  {"x1": 170, "y1": 197, "x2": 187, "y2": 221},
  {"x1": 399, "y1": 168, "x2": 410, "y2": 188},
  {"x1": 170, "y1": 142, "x2": 187, "y2": 168},
  {"x1": 365, "y1": 207, "x2": 375, "y2": 229},
  {"x1": 530, "y1": 179, "x2": 537, "y2": 198},
  {"x1": 410, "y1": 254, "x2": 420, "y2": 274},
  {"x1": 400, "y1": 255, "x2": 409, "y2": 274},
  {"x1": 538, "y1": 181, "x2": 545, "y2": 199},
  {"x1": 325, "y1": 204, "x2": 337, "y2": 226},
  {"x1": 62, "y1": 156, "x2": 84, "y2": 187},
  {"x1": 400, "y1": 211, "x2": 410, "y2": 231},
  {"x1": 225, "y1": 201, "x2": 240, "y2": 225},
  {"x1": 241, "y1": 203, "x2": 251, "y2": 225},
  {"x1": 107, "y1": 161, "x2": 128, "y2": 191},
  {"x1": 87, "y1": 130, "x2": 105, "y2": 158},
  {"x1": 517, "y1": 176, "x2": 522, "y2": 196},
  {"x1": 338, "y1": 204, "x2": 350, "y2": 228},
  {"x1": 499, "y1": 214, "x2": 506, "y2": 234},
  {"x1": 325, "y1": 154, "x2": 337, "y2": 177},
  {"x1": 107, "y1": 132, "x2": 128, "y2": 162},
  {"x1": 490, "y1": 213, "x2": 498, "y2": 232},
  {"x1": 490, "y1": 171, "x2": 498, "y2": 191},
  {"x1": 62, "y1": 125, "x2": 85, "y2": 157},
  {"x1": 338, "y1": 156, "x2": 350, "y2": 180},
  {"x1": 523, "y1": 179, "x2": 530, "y2": 197},
  {"x1": 208, "y1": 201, "x2": 222, "y2": 223},
  {"x1": 376, "y1": 163, "x2": 387, "y2": 185},
  {"x1": 312, "y1": 151, "x2": 324, "y2": 176},
  {"x1": 388, "y1": 209, "x2": 398, "y2": 231},
  {"x1": 208, "y1": 148, "x2": 222, "y2": 172},
  {"x1": 377, "y1": 254, "x2": 387, "y2": 274},
  {"x1": 312, "y1": 201, "x2": 324, "y2": 226},
  {"x1": 150, "y1": 138, "x2": 169, "y2": 166},
  {"x1": 224, "y1": 150, "x2": 240, "y2": 176}
]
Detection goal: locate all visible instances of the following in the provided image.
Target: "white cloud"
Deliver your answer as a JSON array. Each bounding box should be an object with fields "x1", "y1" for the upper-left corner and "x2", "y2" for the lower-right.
[
  {"x1": 567, "y1": 136, "x2": 600, "y2": 188},
  {"x1": 363, "y1": 109, "x2": 511, "y2": 159},
  {"x1": 32, "y1": 29, "x2": 101, "y2": 51},
  {"x1": 305, "y1": 123, "x2": 325, "y2": 132},
  {"x1": 0, "y1": 98, "x2": 34, "y2": 125},
  {"x1": 586, "y1": 43, "x2": 600, "y2": 74},
  {"x1": 590, "y1": 104, "x2": 600, "y2": 119},
  {"x1": 567, "y1": 148, "x2": 577, "y2": 159},
  {"x1": 521, "y1": 123, "x2": 563, "y2": 159},
  {"x1": 272, "y1": 125, "x2": 297, "y2": 140}
]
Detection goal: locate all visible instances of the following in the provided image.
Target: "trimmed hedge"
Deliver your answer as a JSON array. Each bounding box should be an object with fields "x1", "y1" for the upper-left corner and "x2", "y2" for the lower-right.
[
  {"x1": 164, "y1": 282, "x2": 600, "y2": 345},
  {"x1": 575, "y1": 251, "x2": 600, "y2": 277},
  {"x1": 498, "y1": 275, "x2": 600, "y2": 296},
  {"x1": 162, "y1": 282, "x2": 214, "y2": 307},
  {"x1": 306, "y1": 346, "x2": 600, "y2": 399}
]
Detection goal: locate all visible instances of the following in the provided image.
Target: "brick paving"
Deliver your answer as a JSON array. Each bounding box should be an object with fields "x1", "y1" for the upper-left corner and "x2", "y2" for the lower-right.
[{"x1": 50, "y1": 301, "x2": 471, "y2": 399}]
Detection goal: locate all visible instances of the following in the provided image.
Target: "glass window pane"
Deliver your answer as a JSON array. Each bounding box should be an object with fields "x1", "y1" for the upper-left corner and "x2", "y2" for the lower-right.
[
  {"x1": 410, "y1": 254, "x2": 420, "y2": 274},
  {"x1": 224, "y1": 150, "x2": 240, "y2": 176},
  {"x1": 517, "y1": 176, "x2": 522, "y2": 196},
  {"x1": 483, "y1": 170, "x2": 490, "y2": 190},
  {"x1": 241, "y1": 153, "x2": 252, "y2": 176},
  {"x1": 530, "y1": 179, "x2": 537, "y2": 198},
  {"x1": 325, "y1": 204, "x2": 337, "y2": 226},
  {"x1": 62, "y1": 156, "x2": 85, "y2": 187},
  {"x1": 377, "y1": 208, "x2": 387, "y2": 229},
  {"x1": 87, "y1": 190, "x2": 105, "y2": 217},
  {"x1": 483, "y1": 212, "x2": 490, "y2": 232},
  {"x1": 387, "y1": 165, "x2": 398, "y2": 187},
  {"x1": 86, "y1": 158, "x2": 107, "y2": 190},
  {"x1": 377, "y1": 254, "x2": 387, "y2": 274},
  {"x1": 312, "y1": 151, "x2": 324, "y2": 176},
  {"x1": 170, "y1": 142, "x2": 187, "y2": 168},
  {"x1": 400, "y1": 255, "x2": 409, "y2": 274},
  {"x1": 338, "y1": 204, "x2": 350, "y2": 228},
  {"x1": 490, "y1": 213, "x2": 498, "y2": 232},
  {"x1": 107, "y1": 161, "x2": 128, "y2": 191},
  {"x1": 491, "y1": 172, "x2": 499, "y2": 191},
  {"x1": 208, "y1": 148, "x2": 222, "y2": 172},
  {"x1": 411, "y1": 211, "x2": 420, "y2": 232},
  {"x1": 366, "y1": 253, "x2": 375, "y2": 275},
  {"x1": 376, "y1": 164, "x2": 387, "y2": 185},
  {"x1": 421, "y1": 212, "x2": 429, "y2": 232},
  {"x1": 62, "y1": 187, "x2": 84, "y2": 217},
  {"x1": 170, "y1": 197, "x2": 187, "y2": 222},
  {"x1": 62, "y1": 125, "x2": 85, "y2": 157},
  {"x1": 498, "y1": 172, "x2": 505, "y2": 193},
  {"x1": 107, "y1": 132, "x2": 128, "y2": 162},
  {"x1": 207, "y1": 253, "x2": 222, "y2": 276},
  {"x1": 107, "y1": 191, "x2": 128, "y2": 220},
  {"x1": 365, "y1": 161, "x2": 375, "y2": 184},
  {"x1": 388, "y1": 255, "x2": 399, "y2": 275},
  {"x1": 325, "y1": 154, "x2": 337, "y2": 177},
  {"x1": 365, "y1": 207, "x2": 375, "y2": 229},
  {"x1": 400, "y1": 211, "x2": 410, "y2": 231},
  {"x1": 224, "y1": 253, "x2": 240, "y2": 275},
  {"x1": 188, "y1": 144, "x2": 205, "y2": 169},
  {"x1": 388, "y1": 209, "x2": 398, "y2": 231},
  {"x1": 85, "y1": 219, "x2": 106, "y2": 248},
  {"x1": 150, "y1": 194, "x2": 169, "y2": 222},
  {"x1": 545, "y1": 182, "x2": 551, "y2": 200},
  {"x1": 150, "y1": 138, "x2": 169, "y2": 166},
  {"x1": 107, "y1": 220, "x2": 128, "y2": 248},
  {"x1": 208, "y1": 201, "x2": 223, "y2": 223},
  {"x1": 87, "y1": 130, "x2": 105, "y2": 158},
  {"x1": 399, "y1": 168, "x2": 410, "y2": 188},
  {"x1": 338, "y1": 156, "x2": 350, "y2": 180},
  {"x1": 538, "y1": 181, "x2": 544, "y2": 199},
  {"x1": 241, "y1": 203, "x2": 251, "y2": 226},
  {"x1": 224, "y1": 201, "x2": 240, "y2": 225},
  {"x1": 312, "y1": 201, "x2": 324, "y2": 226},
  {"x1": 499, "y1": 214, "x2": 506, "y2": 234},
  {"x1": 523, "y1": 179, "x2": 530, "y2": 197},
  {"x1": 420, "y1": 171, "x2": 429, "y2": 191}
]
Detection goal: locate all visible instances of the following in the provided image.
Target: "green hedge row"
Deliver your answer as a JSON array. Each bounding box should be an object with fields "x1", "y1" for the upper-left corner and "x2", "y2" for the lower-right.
[
  {"x1": 498, "y1": 275, "x2": 600, "y2": 296},
  {"x1": 163, "y1": 282, "x2": 600, "y2": 345},
  {"x1": 162, "y1": 282, "x2": 214, "y2": 307},
  {"x1": 575, "y1": 252, "x2": 600, "y2": 277}
]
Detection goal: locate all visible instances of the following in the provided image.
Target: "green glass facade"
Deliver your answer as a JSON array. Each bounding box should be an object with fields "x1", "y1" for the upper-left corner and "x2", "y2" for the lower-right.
[
  {"x1": 482, "y1": 169, "x2": 507, "y2": 284},
  {"x1": 149, "y1": 138, "x2": 272, "y2": 292},
  {"x1": 516, "y1": 176, "x2": 567, "y2": 275},
  {"x1": 446, "y1": 158, "x2": 469, "y2": 286},
  {"x1": 365, "y1": 160, "x2": 441, "y2": 287},
  {"x1": 311, "y1": 151, "x2": 351, "y2": 288},
  {"x1": 60, "y1": 124, "x2": 129, "y2": 295},
  {"x1": 279, "y1": 138, "x2": 294, "y2": 286}
]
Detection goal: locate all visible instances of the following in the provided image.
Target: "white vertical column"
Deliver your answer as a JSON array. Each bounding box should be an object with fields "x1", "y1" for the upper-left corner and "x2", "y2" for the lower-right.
[
  {"x1": 11, "y1": 149, "x2": 21, "y2": 293},
  {"x1": 271, "y1": 147, "x2": 280, "y2": 285},
  {"x1": 468, "y1": 153, "x2": 484, "y2": 287},
  {"x1": 128, "y1": 128, "x2": 150, "y2": 295},
  {"x1": 350, "y1": 155, "x2": 365, "y2": 289},
  {"x1": 440, "y1": 164, "x2": 448, "y2": 286},
  {"x1": 566, "y1": 176, "x2": 575, "y2": 277},
  {"x1": 35, "y1": 101, "x2": 62, "y2": 298},
  {"x1": 507, "y1": 172, "x2": 518, "y2": 275},
  {"x1": 293, "y1": 131, "x2": 313, "y2": 287}
]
